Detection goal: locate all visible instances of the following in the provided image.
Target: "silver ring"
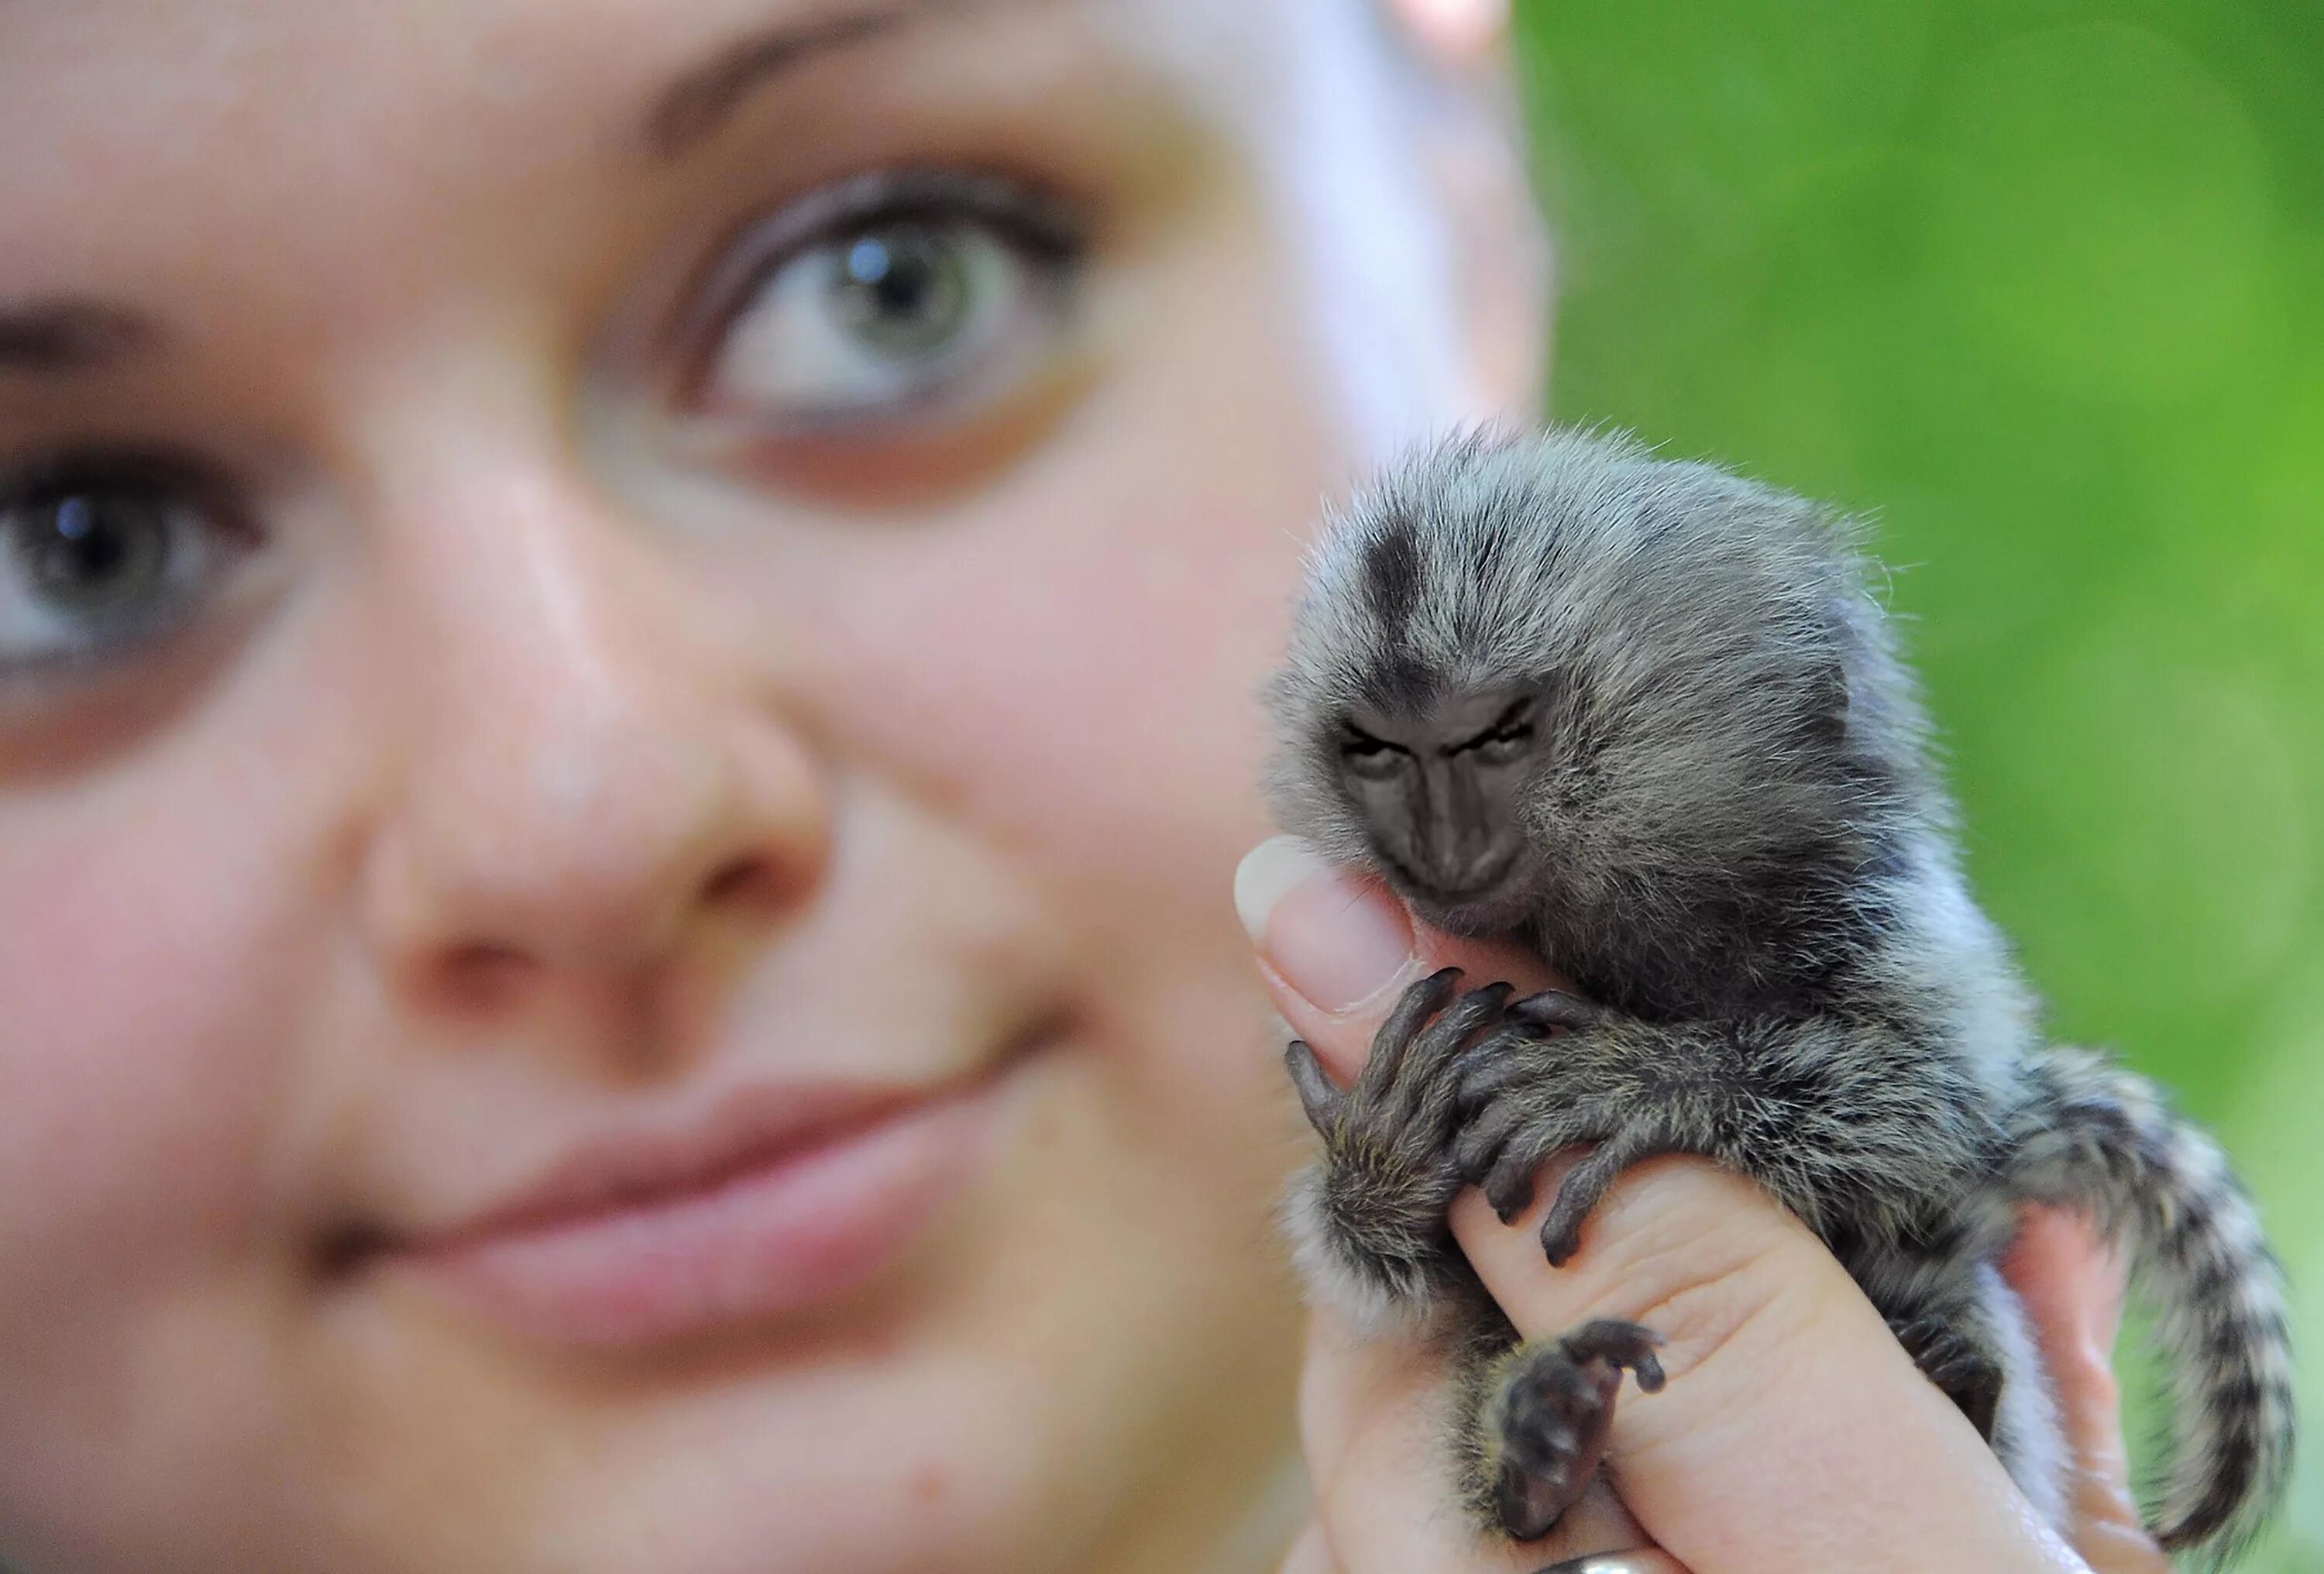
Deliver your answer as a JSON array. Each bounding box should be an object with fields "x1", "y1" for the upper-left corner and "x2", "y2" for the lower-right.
[{"x1": 1533, "y1": 1553, "x2": 1692, "y2": 1574}]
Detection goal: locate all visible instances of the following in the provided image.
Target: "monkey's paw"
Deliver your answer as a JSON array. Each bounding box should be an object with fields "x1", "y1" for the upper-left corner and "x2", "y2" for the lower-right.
[
  {"x1": 1446, "y1": 998, "x2": 1682, "y2": 1266},
  {"x1": 1483, "y1": 1319, "x2": 1666, "y2": 1540},
  {"x1": 1286, "y1": 967, "x2": 1514, "y2": 1287}
]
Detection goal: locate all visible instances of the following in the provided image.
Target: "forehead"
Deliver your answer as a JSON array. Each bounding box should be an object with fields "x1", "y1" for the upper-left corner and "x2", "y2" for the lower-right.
[
  {"x1": 0, "y1": 0, "x2": 1335, "y2": 291},
  {"x1": 0, "y1": 0, "x2": 1448, "y2": 457},
  {"x1": 1346, "y1": 681, "x2": 1533, "y2": 737},
  {"x1": 0, "y1": 0, "x2": 1315, "y2": 135},
  {"x1": 0, "y1": 2, "x2": 1208, "y2": 347}
]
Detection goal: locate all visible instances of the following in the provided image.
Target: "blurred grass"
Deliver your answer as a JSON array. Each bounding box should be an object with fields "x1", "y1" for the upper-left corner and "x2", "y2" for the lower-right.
[{"x1": 1511, "y1": 2, "x2": 2322, "y2": 1564}]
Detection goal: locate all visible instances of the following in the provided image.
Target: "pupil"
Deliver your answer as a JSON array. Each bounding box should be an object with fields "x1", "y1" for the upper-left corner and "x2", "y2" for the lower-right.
[
  {"x1": 16, "y1": 488, "x2": 170, "y2": 613},
  {"x1": 835, "y1": 224, "x2": 970, "y2": 354}
]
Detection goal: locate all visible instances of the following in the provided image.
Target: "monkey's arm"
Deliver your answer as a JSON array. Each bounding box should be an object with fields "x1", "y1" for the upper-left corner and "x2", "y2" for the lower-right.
[
  {"x1": 1281, "y1": 967, "x2": 1515, "y2": 1327},
  {"x1": 1448, "y1": 991, "x2": 1998, "y2": 1266}
]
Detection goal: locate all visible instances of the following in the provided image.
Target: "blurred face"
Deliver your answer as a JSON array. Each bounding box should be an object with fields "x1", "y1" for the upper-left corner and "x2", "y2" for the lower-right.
[{"x1": 0, "y1": 2, "x2": 1532, "y2": 1569}]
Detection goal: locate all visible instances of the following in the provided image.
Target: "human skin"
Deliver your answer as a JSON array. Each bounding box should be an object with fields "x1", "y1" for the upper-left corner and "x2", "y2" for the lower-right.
[
  {"x1": 1244, "y1": 842, "x2": 2175, "y2": 1574},
  {"x1": 0, "y1": 2, "x2": 1538, "y2": 1570}
]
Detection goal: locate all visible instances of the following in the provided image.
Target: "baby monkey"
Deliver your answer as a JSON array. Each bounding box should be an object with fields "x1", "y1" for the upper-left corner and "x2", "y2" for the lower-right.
[{"x1": 1265, "y1": 428, "x2": 2293, "y2": 1561}]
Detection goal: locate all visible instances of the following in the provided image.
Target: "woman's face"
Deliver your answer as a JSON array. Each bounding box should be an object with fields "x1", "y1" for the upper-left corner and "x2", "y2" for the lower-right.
[{"x1": 0, "y1": 2, "x2": 1531, "y2": 1569}]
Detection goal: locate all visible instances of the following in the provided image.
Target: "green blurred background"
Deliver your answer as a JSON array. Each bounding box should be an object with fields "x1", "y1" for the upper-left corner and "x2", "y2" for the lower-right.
[{"x1": 1511, "y1": 2, "x2": 2320, "y2": 1564}]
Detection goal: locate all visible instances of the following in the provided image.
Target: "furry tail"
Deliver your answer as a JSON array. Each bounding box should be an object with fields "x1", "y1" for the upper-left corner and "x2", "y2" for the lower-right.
[{"x1": 2007, "y1": 1046, "x2": 2295, "y2": 1563}]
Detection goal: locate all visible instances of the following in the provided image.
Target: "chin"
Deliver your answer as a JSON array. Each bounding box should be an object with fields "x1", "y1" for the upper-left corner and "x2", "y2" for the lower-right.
[
  {"x1": 1409, "y1": 880, "x2": 1539, "y2": 942},
  {"x1": 535, "y1": 1359, "x2": 1042, "y2": 1574}
]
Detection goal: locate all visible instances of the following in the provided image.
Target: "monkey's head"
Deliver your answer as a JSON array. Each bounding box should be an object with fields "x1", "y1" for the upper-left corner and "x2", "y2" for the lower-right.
[{"x1": 1265, "y1": 428, "x2": 1934, "y2": 999}]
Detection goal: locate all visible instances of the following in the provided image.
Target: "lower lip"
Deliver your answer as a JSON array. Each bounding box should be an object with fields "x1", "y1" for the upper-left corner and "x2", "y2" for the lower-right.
[{"x1": 397, "y1": 1089, "x2": 999, "y2": 1349}]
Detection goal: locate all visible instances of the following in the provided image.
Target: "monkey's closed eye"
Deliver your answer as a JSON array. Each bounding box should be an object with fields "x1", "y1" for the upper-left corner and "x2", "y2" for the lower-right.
[
  {"x1": 1457, "y1": 703, "x2": 1537, "y2": 764},
  {"x1": 1339, "y1": 727, "x2": 1411, "y2": 781}
]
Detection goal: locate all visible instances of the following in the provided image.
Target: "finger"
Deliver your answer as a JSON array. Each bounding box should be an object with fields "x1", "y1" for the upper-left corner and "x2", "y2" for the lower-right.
[
  {"x1": 2002, "y1": 1205, "x2": 2171, "y2": 1574},
  {"x1": 1236, "y1": 837, "x2": 1556, "y2": 1084},
  {"x1": 1287, "y1": 1040, "x2": 1342, "y2": 1129},
  {"x1": 1299, "y1": 1302, "x2": 1658, "y2": 1574},
  {"x1": 1451, "y1": 1157, "x2": 2089, "y2": 1574},
  {"x1": 1297, "y1": 1300, "x2": 1437, "y2": 1488}
]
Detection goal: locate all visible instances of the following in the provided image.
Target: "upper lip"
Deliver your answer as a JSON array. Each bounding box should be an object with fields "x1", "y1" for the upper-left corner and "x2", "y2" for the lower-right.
[{"x1": 405, "y1": 1080, "x2": 940, "y2": 1253}]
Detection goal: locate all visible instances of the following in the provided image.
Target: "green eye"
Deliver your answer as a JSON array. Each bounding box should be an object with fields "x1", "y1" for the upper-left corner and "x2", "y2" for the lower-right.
[
  {"x1": 831, "y1": 223, "x2": 975, "y2": 360},
  {"x1": 694, "y1": 169, "x2": 1086, "y2": 431}
]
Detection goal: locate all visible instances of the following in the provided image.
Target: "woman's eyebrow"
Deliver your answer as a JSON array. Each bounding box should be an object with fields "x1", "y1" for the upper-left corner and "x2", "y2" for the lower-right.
[
  {"x1": 643, "y1": 0, "x2": 1030, "y2": 159},
  {"x1": 0, "y1": 298, "x2": 160, "y2": 378}
]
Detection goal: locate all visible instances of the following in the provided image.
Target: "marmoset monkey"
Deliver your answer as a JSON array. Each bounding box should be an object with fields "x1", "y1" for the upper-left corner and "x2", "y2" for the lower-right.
[{"x1": 1264, "y1": 427, "x2": 2294, "y2": 1562}]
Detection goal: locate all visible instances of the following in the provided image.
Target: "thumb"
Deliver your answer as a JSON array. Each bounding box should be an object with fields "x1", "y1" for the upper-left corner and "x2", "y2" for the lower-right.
[{"x1": 1234, "y1": 836, "x2": 1554, "y2": 1081}]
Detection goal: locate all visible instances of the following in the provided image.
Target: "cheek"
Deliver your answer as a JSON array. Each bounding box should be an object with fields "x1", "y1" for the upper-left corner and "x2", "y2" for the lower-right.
[
  {"x1": 786, "y1": 261, "x2": 1351, "y2": 1168},
  {"x1": 850, "y1": 538, "x2": 1285, "y2": 853},
  {"x1": 0, "y1": 777, "x2": 313, "y2": 1335},
  {"x1": 815, "y1": 262, "x2": 1343, "y2": 900}
]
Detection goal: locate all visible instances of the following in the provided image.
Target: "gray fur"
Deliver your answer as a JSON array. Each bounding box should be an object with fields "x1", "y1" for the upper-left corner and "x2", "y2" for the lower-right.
[{"x1": 1265, "y1": 426, "x2": 2294, "y2": 1562}]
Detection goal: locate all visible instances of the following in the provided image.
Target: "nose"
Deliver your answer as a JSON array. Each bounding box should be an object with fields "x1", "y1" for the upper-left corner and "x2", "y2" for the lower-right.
[
  {"x1": 1412, "y1": 756, "x2": 1516, "y2": 892},
  {"x1": 355, "y1": 461, "x2": 829, "y2": 1009}
]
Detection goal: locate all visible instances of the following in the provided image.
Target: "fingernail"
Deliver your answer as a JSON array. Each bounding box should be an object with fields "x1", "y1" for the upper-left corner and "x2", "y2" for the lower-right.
[
  {"x1": 1235, "y1": 837, "x2": 1415, "y2": 1012},
  {"x1": 1532, "y1": 1556, "x2": 1686, "y2": 1574}
]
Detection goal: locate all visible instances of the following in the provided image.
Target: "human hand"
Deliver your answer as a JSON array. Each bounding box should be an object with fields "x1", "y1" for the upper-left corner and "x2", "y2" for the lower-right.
[{"x1": 1237, "y1": 838, "x2": 2171, "y2": 1574}]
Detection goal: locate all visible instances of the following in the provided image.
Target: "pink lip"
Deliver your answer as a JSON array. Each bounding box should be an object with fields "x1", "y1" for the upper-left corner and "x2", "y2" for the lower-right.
[{"x1": 392, "y1": 1081, "x2": 999, "y2": 1349}]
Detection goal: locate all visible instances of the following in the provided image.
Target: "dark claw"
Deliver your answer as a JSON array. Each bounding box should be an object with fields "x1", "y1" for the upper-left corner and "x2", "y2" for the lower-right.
[
  {"x1": 1284, "y1": 1040, "x2": 1342, "y2": 1133},
  {"x1": 1539, "y1": 1214, "x2": 1582, "y2": 1267},
  {"x1": 1559, "y1": 1318, "x2": 1666, "y2": 1391},
  {"x1": 1453, "y1": 1098, "x2": 1528, "y2": 1180},
  {"x1": 1508, "y1": 989, "x2": 1603, "y2": 1034},
  {"x1": 1539, "y1": 1155, "x2": 1615, "y2": 1266},
  {"x1": 1448, "y1": 1036, "x2": 1535, "y2": 1108},
  {"x1": 1419, "y1": 982, "x2": 1515, "y2": 1069},
  {"x1": 1483, "y1": 1145, "x2": 1543, "y2": 1224},
  {"x1": 1367, "y1": 966, "x2": 1465, "y2": 1091},
  {"x1": 1539, "y1": 1126, "x2": 1669, "y2": 1266}
]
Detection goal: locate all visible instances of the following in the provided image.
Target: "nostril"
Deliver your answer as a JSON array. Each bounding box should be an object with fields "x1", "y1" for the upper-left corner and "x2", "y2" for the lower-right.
[
  {"x1": 701, "y1": 854, "x2": 784, "y2": 914},
  {"x1": 439, "y1": 942, "x2": 535, "y2": 1009}
]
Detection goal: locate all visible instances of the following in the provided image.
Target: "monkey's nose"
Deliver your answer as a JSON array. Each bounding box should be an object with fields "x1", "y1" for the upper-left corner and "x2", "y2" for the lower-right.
[
  {"x1": 1409, "y1": 761, "x2": 1521, "y2": 894},
  {"x1": 1415, "y1": 813, "x2": 1517, "y2": 895}
]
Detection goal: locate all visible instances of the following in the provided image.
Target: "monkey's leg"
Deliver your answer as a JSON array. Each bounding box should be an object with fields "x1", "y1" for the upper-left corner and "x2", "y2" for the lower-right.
[
  {"x1": 1456, "y1": 1319, "x2": 1666, "y2": 1540},
  {"x1": 1856, "y1": 1244, "x2": 2068, "y2": 1526},
  {"x1": 1889, "y1": 1313, "x2": 2004, "y2": 1441},
  {"x1": 1283, "y1": 967, "x2": 1517, "y2": 1318}
]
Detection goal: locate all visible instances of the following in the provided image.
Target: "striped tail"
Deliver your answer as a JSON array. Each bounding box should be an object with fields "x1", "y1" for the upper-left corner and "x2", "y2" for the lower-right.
[{"x1": 2007, "y1": 1046, "x2": 2295, "y2": 1564}]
